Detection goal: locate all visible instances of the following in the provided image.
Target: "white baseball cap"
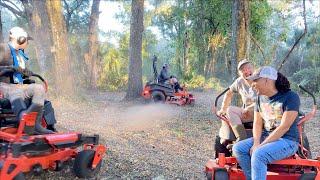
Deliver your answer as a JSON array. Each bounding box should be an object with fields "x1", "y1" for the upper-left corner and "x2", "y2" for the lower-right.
[
  {"x1": 9, "y1": 27, "x2": 33, "y2": 40},
  {"x1": 237, "y1": 59, "x2": 251, "y2": 70},
  {"x1": 246, "y1": 66, "x2": 278, "y2": 81}
]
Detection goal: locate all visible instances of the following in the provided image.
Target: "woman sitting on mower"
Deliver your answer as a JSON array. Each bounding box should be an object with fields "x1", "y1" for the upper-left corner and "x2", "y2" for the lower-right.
[
  {"x1": 217, "y1": 59, "x2": 257, "y2": 143},
  {"x1": 233, "y1": 66, "x2": 300, "y2": 180},
  {"x1": 159, "y1": 63, "x2": 183, "y2": 92}
]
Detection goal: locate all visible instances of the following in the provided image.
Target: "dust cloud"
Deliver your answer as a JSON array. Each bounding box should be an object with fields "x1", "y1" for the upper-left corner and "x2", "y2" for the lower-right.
[{"x1": 118, "y1": 103, "x2": 178, "y2": 131}]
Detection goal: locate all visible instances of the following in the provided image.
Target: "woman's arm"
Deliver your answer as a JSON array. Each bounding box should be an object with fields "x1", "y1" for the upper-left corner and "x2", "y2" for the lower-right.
[
  {"x1": 252, "y1": 111, "x2": 263, "y2": 144},
  {"x1": 250, "y1": 111, "x2": 263, "y2": 155},
  {"x1": 260, "y1": 111, "x2": 298, "y2": 146}
]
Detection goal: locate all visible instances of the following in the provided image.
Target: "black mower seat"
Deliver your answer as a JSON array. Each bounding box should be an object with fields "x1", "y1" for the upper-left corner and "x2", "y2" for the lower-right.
[
  {"x1": 0, "y1": 98, "x2": 11, "y2": 109},
  {"x1": 0, "y1": 98, "x2": 14, "y2": 115},
  {"x1": 148, "y1": 83, "x2": 175, "y2": 95},
  {"x1": 243, "y1": 122, "x2": 253, "y2": 129}
]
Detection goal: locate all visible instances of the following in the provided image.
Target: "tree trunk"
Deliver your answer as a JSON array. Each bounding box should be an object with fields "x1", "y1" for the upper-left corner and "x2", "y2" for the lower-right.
[
  {"x1": 225, "y1": 50, "x2": 232, "y2": 75},
  {"x1": 231, "y1": 0, "x2": 249, "y2": 78},
  {"x1": 29, "y1": 0, "x2": 53, "y2": 80},
  {"x1": 46, "y1": 0, "x2": 74, "y2": 95},
  {"x1": 183, "y1": 31, "x2": 190, "y2": 73},
  {"x1": 209, "y1": 50, "x2": 217, "y2": 76},
  {"x1": 0, "y1": 9, "x2": 3, "y2": 43},
  {"x1": 88, "y1": 0, "x2": 101, "y2": 89},
  {"x1": 204, "y1": 48, "x2": 211, "y2": 78},
  {"x1": 231, "y1": 0, "x2": 250, "y2": 106},
  {"x1": 125, "y1": 0, "x2": 144, "y2": 100}
]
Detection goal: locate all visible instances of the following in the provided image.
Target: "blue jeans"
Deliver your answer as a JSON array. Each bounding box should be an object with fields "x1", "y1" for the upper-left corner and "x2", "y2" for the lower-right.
[{"x1": 232, "y1": 137, "x2": 299, "y2": 180}]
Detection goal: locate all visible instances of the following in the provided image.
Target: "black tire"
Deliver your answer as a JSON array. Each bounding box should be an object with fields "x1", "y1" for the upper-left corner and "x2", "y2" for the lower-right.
[
  {"x1": 299, "y1": 172, "x2": 316, "y2": 180},
  {"x1": 214, "y1": 169, "x2": 229, "y2": 180},
  {"x1": 14, "y1": 172, "x2": 25, "y2": 180},
  {"x1": 73, "y1": 150, "x2": 102, "y2": 178},
  {"x1": 46, "y1": 125, "x2": 57, "y2": 132},
  {"x1": 298, "y1": 133, "x2": 311, "y2": 159},
  {"x1": 214, "y1": 136, "x2": 231, "y2": 158},
  {"x1": 205, "y1": 171, "x2": 213, "y2": 180},
  {"x1": 151, "y1": 91, "x2": 165, "y2": 103}
]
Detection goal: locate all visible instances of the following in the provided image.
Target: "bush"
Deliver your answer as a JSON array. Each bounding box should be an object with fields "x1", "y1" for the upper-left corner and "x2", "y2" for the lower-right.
[
  {"x1": 181, "y1": 74, "x2": 223, "y2": 91},
  {"x1": 98, "y1": 74, "x2": 128, "y2": 91}
]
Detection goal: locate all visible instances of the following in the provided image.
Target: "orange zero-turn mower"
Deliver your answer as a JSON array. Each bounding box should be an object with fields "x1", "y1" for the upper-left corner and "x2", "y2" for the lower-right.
[
  {"x1": 0, "y1": 67, "x2": 106, "y2": 179},
  {"x1": 141, "y1": 55, "x2": 195, "y2": 106},
  {"x1": 204, "y1": 85, "x2": 319, "y2": 180}
]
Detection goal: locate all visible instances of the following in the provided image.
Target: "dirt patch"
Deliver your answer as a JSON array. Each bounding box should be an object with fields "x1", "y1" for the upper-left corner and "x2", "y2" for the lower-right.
[{"x1": 28, "y1": 90, "x2": 319, "y2": 179}]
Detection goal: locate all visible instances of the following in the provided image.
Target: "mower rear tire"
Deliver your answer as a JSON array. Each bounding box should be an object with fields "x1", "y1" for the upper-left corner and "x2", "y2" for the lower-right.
[
  {"x1": 214, "y1": 136, "x2": 232, "y2": 158},
  {"x1": 151, "y1": 91, "x2": 165, "y2": 103},
  {"x1": 73, "y1": 149, "x2": 102, "y2": 178},
  {"x1": 206, "y1": 169, "x2": 229, "y2": 180},
  {"x1": 214, "y1": 169, "x2": 229, "y2": 180},
  {"x1": 205, "y1": 171, "x2": 213, "y2": 180},
  {"x1": 297, "y1": 133, "x2": 311, "y2": 159},
  {"x1": 299, "y1": 172, "x2": 316, "y2": 180},
  {"x1": 14, "y1": 172, "x2": 25, "y2": 180}
]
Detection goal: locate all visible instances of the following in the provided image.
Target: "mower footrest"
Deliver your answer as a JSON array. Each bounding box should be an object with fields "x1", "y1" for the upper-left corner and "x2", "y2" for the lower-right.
[{"x1": 44, "y1": 133, "x2": 79, "y2": 145}]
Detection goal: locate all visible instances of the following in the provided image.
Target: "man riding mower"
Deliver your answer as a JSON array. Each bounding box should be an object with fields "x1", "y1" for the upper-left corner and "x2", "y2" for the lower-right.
[
  {"x1": 142, "y1": 55, "x2": 194, "y2": 105},
  {"x1": 158, "y1": 63, "x2": 183, "y2": 93},
  {"x1": 205, "y1": 66, "x2": 319, "y2": 180},
  {"x1": 0, "y1": 66, "x2": 106, "y2": 180},
  {"x1": 0, "y1": 27, "x2": 57, "y2": 134},
  {"x1": 0, "y1": 27, "x2": 106, "y2": 179},
  {"x1": 213, "y1": 59, "x2": 256, "y2": 153}
]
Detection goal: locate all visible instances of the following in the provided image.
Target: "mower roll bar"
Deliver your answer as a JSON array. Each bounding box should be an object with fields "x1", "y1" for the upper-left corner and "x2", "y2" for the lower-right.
[
  {"x1": 214, "y1": 87, "x2": 230, "y2": 108},
  {"x1": 297, "y1": 85, "x2": 317, "y2": 127},
  {"x1": 152, "y1": 55, "x2": 158, "y2": 82},
  {"x1": 31, "y1": 73, "x2": 48, "y2": 92},
  {"x1": 0, "y1": 66, "x2": 16, "y2": 77},
  {"x1": 212, "y1": 87, "x2": 230, "y2": 122},
  {"x1": 298, "y1": 85, "x2": 316, "y2": 105}
]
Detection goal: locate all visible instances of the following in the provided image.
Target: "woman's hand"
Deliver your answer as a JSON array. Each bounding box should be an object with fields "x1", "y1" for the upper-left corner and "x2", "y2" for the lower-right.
[{"x1": 250, "y1": 143, "x2": 260, "y2": 156}]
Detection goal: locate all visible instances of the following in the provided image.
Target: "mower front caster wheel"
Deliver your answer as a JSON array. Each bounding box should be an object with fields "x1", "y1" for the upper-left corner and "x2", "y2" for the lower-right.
[
  {"x1": 73, "y1": 149, "x2": 102, "y2": 178},
  {"x1": 299, "y1": 172, "x2": 316, "y2": 180},
  {"x1": 14, "y1": 172, "x2": 25, "y2": 180},
  {"x1": 205, "y1": 169, "x2": 229, "y2": 180}
]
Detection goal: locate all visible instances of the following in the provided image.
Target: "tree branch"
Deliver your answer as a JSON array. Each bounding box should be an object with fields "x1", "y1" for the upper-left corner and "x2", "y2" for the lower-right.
[
  {"x1": 250, "y1": 33, "x2": 266, "y2": 63},
  {"x1": 278, "y1": 0, "x2": 307, "y2": 71},
  {"x1": 0, "y1": 1, "x2": 24, "y2": 17},
  {"x1": 70, "y1": 0, "x2": 82, "y2": 13},
  {"x1": 3, "y1": 0, "x2": 23, "y2": 13}
]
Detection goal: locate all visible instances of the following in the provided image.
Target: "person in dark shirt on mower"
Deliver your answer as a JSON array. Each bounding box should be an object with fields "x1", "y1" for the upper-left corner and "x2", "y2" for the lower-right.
[
  {"x1": 159, "y1": 63, "x2": 183, "y2": 92},
  {"x1": 0, "y1": 27, "x2": 54, "y2": 134},
  {"x1": 216, "y1": 59, "x2": 256, "y2": 143},
  {"x1": 233, "y1": 66, "x2": 300, "y2": 180}
]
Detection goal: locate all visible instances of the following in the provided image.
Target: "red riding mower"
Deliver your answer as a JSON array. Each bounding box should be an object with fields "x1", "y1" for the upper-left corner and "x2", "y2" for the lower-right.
[
  {"x1": 204, "y1": 85, "x2": 319, "y2": 180},
  {"x1": 0, "y1": 67, "x2": 106, "y2": 179},
  {"x1": 141, "y1": 55, "x2": 195, "y2": 106}
]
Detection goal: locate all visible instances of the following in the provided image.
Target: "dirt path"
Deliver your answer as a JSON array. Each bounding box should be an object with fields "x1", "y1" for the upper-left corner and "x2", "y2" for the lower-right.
[{"x1": 30, "y1": 90, "x2": 319, "y2": 179}]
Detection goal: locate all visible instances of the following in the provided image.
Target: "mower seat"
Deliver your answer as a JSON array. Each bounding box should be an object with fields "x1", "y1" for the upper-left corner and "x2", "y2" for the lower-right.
[
  {"x1": 158, "y1": 81, "x2": 174, "y2": 88},
  {"x1": 0, "y1": 97, "x2": 15, "y2": 117},
  {"x1": 243, "y1": 122, "x2": 253, "y2": 129},
  {"x1": 0, "y1": 98, "x2": 12, "y2": 110}
]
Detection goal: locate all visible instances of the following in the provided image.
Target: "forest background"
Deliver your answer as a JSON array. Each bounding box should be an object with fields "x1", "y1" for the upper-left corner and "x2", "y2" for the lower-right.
[{"x1": 0, "y1": 0, "x2": 319, "y2": 98}]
